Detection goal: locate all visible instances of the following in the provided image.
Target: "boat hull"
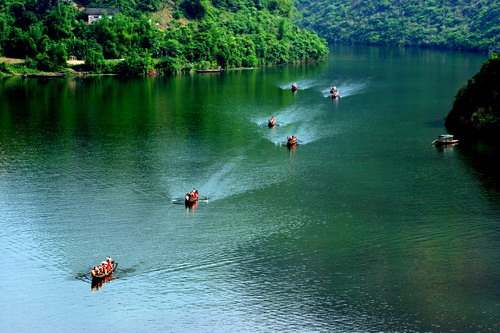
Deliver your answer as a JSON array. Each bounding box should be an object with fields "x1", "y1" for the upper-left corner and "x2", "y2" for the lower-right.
[
  {"x1": 195, "y1": 69, "x2": 223, "y2": 73},
  {"x1": 432, "y1": 140, "x2": 459, "y2": 145},
  {"x1": 91, "y1": 262, "x2": 117, "y2": 282},
  {"x1": 185, "y1": 198, "x2": 198, "y2": 205}
]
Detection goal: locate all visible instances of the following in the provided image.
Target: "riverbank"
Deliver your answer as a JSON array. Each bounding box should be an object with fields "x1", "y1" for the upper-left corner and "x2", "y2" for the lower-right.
[
  {"x1": 1, "y1": 57, "x2": 315, "y2": 77},
  {"x1": 445, "y1": 53, "x2": 500, "y2": 142}
]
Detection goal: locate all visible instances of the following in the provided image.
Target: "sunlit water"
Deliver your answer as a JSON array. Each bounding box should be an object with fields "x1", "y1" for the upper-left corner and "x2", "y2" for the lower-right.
[{"x1": 1, "y1": 45, "x2": 499, "y2": 332}]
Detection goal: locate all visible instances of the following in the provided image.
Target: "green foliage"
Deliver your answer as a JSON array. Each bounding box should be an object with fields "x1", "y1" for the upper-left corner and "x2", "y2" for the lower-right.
[
  {"x1": 0, "y1": 0, "x2": 327, "y2": 74},
  {"x1": 0, "y1": 61, "x2": 13, "y2": 75},
  {"x1": 115, "y1": 52, "x2": 154, "y2": 75},
  {"x1": 34, "y1": 41, "x2": 67, "y2": 71},
  {"x1": 296, "y1": 0, "x2": 500, "y2": 53},
  {"x1": 180, "y1": 0, "x2": 212, "y2": 19},
  {"x1": 85, "y1": 48, "x2": 106, "y2": 73},
  {"x1": 446, "y1": 53, "x2": 500, "y2": 141},
  {"x1": 155, "y1": 56, "x2": 185, "y2": 74}
]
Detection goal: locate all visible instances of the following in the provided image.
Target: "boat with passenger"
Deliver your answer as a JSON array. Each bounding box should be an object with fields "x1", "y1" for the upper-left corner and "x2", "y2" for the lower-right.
[
  {"x1": 91, "y1": 257, "x2": 117, "y2": 282},
  {"x1": 330, "y1": 86, "x2": 339, "y2": 99},
  {"x1": 432, "y1": 134, "x2": 459, "y2": 145},
  {"x1": 268, "y1": 116, "x2": 276, "y2": 127},
  {"x1": 185, "y1": 189, "x2": 199, "y2": 206},
  {"x1": 287, "y1": 136, "x2": 298, "y2": 146},
  {"x1": 291, "y1": 83, "x2": 299, "y2": 91}
]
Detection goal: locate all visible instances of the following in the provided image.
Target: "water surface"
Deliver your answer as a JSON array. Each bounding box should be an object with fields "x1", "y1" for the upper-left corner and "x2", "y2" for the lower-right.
[{"x1": 1, "y1": 45, "x2": 498, "y2": 332}]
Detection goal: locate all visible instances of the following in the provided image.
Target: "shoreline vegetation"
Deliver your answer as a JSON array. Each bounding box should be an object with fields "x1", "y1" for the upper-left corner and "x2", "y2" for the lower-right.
[
  {"x1": 0, "y1": 0, "x2": 328, "y2": 77},
  {"x1": 295, "y1": 0, "x2": 500, "y2": 54},
  {"x1": 0, "y1": 56, "x2": 321, "y2": 77},
  {"x1": 446, "y1": 53, "x2": 500, "y2": 142}
]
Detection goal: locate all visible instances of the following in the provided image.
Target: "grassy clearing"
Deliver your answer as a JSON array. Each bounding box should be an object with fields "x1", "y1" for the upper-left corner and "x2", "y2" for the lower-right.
[{"x1": 0, "y1": 57, "x2": 25, "y2": 64}]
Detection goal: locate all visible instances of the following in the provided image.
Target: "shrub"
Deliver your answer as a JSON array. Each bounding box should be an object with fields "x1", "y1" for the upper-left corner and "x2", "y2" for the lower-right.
[{"x1": 115, "y1": 52, "x2": 154, "y2": 76}]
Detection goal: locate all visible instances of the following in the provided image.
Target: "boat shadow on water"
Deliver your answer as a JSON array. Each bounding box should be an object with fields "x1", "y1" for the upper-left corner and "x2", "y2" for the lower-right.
[{"x1": 77, "y1": 271, "x2": 120, "y2": 292}]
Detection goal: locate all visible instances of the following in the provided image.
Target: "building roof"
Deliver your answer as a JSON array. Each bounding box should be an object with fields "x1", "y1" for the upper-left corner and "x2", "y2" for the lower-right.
[{"x1": 85, "y1": 8, "x2": 120, "y2": 15}]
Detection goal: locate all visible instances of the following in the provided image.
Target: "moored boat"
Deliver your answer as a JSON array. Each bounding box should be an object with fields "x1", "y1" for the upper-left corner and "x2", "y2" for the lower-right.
[
  {"x1": 432, "y1": 134, "x2": 459, "y2": 145},
  {"x1": 23, "y1": 73, "x2": 66, "y2": 79},
  {"x1": 195, "y1": 68, "x2": 223, "y2": 73}
]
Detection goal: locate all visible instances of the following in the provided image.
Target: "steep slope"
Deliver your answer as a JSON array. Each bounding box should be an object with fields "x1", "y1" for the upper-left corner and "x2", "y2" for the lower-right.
[
  {"x1": 295, "y1": 0, "x2": 500, "y2": 53},
  {"x1": 446, "y1": 53, "x2": 500, "y2": 141}
]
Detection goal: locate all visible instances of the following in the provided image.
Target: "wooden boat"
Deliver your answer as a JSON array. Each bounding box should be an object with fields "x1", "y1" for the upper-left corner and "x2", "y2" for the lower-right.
[
  {"x1": 91, "y1": 276, "x2": 112, "y2": 291},
  {"x1": 195, "y1": 68, "x2": 223, "y2": 73},
  {"x1": 91, "y1": 259, "x2": 117, "y2": 282},
  {"x1": 432, "y1": 134, "x2": 459, "y2": 145},
  {"x1": 185, "y1": 192, "x2": 199, "y2": 205},
  {"x1": 268, "y1": 117, "x2": 276, "y2": 127},
  {"x1": 287, "y1": 136, "x2": 298, "y2": 146},
  {"x1": 23, "y1": 73, "x2": 66, "y2": 79}
]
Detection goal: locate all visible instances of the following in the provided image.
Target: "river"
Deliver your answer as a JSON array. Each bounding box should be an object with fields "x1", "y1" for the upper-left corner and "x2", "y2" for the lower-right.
[{"x1": 0, "y1": 45, "x2": 498, "y2": 332}]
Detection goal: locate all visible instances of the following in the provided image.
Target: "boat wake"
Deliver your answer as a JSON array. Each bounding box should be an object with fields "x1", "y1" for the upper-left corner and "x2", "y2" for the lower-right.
[
  {"x1": 320, "y1": 79, "x2": 370, "y2": 98},
  {"x1": 252, "y1": 105, "x2": 304, "y2": 128},
  {"x1": 279, "y1": 79, "x2": 317, "y2": 90},
  {"x1": 256, "y1": 104, "x2": 341, "y2": 146},
  {"x1": 173, "y1": 154, "x2": 292, "y2": 203}
]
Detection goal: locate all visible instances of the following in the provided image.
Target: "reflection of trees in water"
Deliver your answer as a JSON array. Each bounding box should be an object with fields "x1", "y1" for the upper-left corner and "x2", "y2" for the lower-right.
[{"x1": 456, "y1": 141, "x2": 500, "y2": 194}]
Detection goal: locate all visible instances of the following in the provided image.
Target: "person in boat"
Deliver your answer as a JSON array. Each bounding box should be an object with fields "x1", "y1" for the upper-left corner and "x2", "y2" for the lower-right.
[
  {"x1": 269, "y1": 116, "x2": 276, "y2": 126},
  {"x1": 186, "y1": 189, "x2": 198, "y2": 202},
  {"x1": 330, "y1": 86, "x2": 339, "y2": 97},
  {"x1": 291, "y1": 82, "x2": 299, "y2": 90}
]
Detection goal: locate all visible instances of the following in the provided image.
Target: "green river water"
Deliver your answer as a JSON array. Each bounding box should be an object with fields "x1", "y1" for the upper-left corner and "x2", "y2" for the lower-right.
[{"x1": 0, "y1": 45, "x2": 498, "y2": 332}]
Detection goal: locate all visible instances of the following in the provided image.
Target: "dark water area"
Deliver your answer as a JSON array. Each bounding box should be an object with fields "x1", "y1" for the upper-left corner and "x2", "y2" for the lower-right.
[{"x1": 1, "y1": 45, "x2": 499, "y2": 332}]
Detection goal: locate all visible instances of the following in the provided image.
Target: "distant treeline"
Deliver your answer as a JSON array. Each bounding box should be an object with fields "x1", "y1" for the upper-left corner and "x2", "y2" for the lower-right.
[
  {"x1": 0, "y1": 0, "x2": 328, "y2": 74},
  {"x1": 446, "y1": 53, "x2": 500, "y2": 141},
  {"x1": 295, "y1": 0, "x2": 500, "y2": 53}
]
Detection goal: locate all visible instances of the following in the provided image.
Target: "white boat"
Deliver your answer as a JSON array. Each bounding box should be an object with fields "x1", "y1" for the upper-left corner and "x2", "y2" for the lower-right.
[{"x1": 432, "y1": 134, "x2": 459, "y2": 145}]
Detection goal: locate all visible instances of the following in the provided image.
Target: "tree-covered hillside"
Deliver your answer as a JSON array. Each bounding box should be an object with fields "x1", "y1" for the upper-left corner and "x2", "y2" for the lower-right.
[
  {"x1": 445, "y1": 53, "x2": 500, "y2": 141},
  {"x1": 0, "y1": 0, "x2": 327, "y2": 74},
  {"x1": 295, "y1": 0, "x2": 500, "y2": 53}
]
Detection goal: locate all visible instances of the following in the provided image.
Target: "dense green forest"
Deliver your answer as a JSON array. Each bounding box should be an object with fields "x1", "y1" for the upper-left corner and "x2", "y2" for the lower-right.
[
  {"x1": 0, "y1": 0, "x2": 327, "y2": 74},
  {"x1": 445, "y1": 53, "x2": 500, "y2": 141},
  {"x1": 295, "y1": 0, "x2": 500, "y2": 53}
]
